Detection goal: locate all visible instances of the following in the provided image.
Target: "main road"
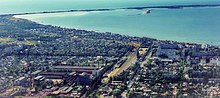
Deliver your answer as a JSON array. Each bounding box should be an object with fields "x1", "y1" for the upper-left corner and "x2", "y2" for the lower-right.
[{"x1": 122, "y1": 44, "x2": 153, "y2": 97}]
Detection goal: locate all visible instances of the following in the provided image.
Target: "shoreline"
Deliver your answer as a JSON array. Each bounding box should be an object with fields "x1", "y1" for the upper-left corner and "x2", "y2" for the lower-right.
[
  {"x1": 3, "y1": 4, "x2": 220, "y2": 46},
  {"x1": 2, "y1": 3, "x2": 220, "y2": 47},
  {"x1": 12, "y1": 15, "x2": 220, "y2": 46},
  {"x1": 1, "y1": 4, "x2": 220, "y2": 16},
  {"x1": 11, "y1": 15, "x2": 218, "y2": 47}
]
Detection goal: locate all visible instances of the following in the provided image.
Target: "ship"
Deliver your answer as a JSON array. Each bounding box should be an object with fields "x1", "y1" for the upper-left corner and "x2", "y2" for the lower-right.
[{"x1": 143, "y1": 10, "x2": 151, "y2": 14}]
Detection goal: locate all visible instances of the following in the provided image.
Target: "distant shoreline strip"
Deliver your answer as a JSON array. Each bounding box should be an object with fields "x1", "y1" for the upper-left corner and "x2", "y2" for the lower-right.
[{"x1": 1, "y1": 4, "x2": 220, "y2": 16}]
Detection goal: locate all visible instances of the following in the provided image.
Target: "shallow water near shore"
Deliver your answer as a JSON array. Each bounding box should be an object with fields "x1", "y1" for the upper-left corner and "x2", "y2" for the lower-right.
[
  {"x1": 2, "y1": 0, "x2": 220, "y2": 45},
  {"x1": 15, "y1": 7, "x2": 220, "y2": 45}
]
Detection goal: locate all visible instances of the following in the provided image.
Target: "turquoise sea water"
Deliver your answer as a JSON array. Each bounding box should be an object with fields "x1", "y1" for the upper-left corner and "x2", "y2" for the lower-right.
[{"x1": 1, "y1": 0, "x2": 220, "y2": 45}]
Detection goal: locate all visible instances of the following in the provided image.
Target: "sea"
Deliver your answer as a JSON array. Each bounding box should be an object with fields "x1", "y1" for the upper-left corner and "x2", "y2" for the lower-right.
[{"x1": 1, "y1": 0, "x2": 220, "y2": 45}]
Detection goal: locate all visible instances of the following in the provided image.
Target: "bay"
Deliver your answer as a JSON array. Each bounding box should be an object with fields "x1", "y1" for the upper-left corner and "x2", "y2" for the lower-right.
[
  {"x1": 1, "y1": 0, "x2": 220, "y2": 45},
  {"x1": 15, "y1": 7, "x2": 220, "y2": 45}
]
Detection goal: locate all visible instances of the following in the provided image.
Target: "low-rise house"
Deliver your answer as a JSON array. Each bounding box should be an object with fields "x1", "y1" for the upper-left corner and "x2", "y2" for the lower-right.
[{"x1": 14, "y1": 77, "x2": 27, "y2": 87}]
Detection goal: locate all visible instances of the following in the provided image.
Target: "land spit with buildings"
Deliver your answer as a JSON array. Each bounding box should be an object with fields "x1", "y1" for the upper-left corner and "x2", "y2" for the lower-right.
[{"x1": 0, "y1": 15, "x2": 220, "y2": 98}]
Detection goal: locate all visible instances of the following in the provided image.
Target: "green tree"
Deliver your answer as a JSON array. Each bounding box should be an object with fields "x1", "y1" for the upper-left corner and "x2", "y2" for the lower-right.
[{"x1": 112, "y1": 89, "x2": 122, "y2": 96}]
